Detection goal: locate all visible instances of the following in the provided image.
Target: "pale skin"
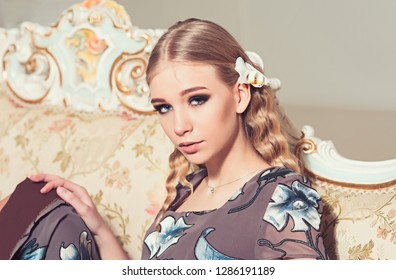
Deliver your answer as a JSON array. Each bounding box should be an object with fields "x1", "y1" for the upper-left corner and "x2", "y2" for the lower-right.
[{"x1": 28, "y1": 61, "x2": 273, "y2": 259}]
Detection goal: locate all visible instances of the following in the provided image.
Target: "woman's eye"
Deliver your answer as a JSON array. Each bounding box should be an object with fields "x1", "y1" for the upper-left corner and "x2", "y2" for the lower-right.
[
  {"x1": 189, "y1": 95, "x2": 209, "y2": 106},
  {"x1": 153, "y1": 104, "x2": 172, "y2": 114}
]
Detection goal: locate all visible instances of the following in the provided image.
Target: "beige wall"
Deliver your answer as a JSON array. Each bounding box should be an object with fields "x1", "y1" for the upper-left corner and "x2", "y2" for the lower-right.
[{"x1": 284, "y1": 105, "x2": 396, "y2": 161}]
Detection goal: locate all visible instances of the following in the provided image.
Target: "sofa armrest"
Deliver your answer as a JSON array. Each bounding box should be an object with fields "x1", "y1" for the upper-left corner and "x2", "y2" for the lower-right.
[{"x1": 297, "y1": 125, "x2": 396, "y2": 259}]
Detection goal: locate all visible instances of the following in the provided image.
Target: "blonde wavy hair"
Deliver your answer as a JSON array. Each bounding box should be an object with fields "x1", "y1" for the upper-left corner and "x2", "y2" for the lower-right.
[{"x1": 146, "y1": 18, "x2": 302, "y2": 227}]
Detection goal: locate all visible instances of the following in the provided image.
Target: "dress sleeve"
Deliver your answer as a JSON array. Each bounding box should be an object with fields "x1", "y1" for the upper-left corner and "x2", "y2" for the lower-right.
[
  {"x1": 13, "y1": 204, "x2": 101, "y2": 260},
  {"x1": 45, "y1": 204, "x2": 101, "y2": 260},
  {"x1": 254, "y1": 174, "x2": 327, "y2": 259}
]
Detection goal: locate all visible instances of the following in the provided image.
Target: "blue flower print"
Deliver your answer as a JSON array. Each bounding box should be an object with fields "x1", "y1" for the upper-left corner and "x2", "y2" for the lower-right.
[
  {"x1": 60, "y1": 243, "x2": 81, "y2": 260},
  {"x1": 60, "y1": 231, "x2": 94, "y2": 260},
  {"x1": 195, "y1": 228, "x2": 239, "y2": 260},
  {"x1": 264, "y1": 180, "x2": 321, "y2": 231},
  {"x1": 144, "y1": 216, "x2": 192, "y2": 259},
  {"x1": 14, "y1": 239, "x2": 47, "y2": 260}
]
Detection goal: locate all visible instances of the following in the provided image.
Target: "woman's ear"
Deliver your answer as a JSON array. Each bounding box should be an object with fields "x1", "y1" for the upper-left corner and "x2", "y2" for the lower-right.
[{"x1": 234, "y1": 83, "x2": 251, "y2": 114}]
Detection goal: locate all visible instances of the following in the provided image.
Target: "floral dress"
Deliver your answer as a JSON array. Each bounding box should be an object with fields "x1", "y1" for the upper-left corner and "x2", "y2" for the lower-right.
[
  {"x1": 0, "y1": 178, "x2": 100, "y2": 260},
  {"x1": 141, "y1": 167, "x2": 327, "y2": 260}
]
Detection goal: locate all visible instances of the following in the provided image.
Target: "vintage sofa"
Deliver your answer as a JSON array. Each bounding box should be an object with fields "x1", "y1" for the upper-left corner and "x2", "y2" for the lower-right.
[{"x1": 1, "y1": 0, "x2": 395, "y2": 260}]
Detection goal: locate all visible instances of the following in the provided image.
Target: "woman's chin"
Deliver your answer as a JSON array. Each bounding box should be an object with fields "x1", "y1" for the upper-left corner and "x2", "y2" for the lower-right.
[{"x1": 180, "y1": 152, "x2": 207, "y2": 166}]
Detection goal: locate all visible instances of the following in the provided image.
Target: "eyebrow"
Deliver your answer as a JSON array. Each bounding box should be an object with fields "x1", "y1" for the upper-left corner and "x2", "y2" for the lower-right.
[{"x1": 150, "y1": 86, "x2": 208, "y2": 104}]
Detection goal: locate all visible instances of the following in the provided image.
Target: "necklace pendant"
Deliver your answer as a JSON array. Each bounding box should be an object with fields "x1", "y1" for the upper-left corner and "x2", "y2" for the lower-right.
[{"x1": 208, "y1": 186, "x2": 215, "y2": 194}]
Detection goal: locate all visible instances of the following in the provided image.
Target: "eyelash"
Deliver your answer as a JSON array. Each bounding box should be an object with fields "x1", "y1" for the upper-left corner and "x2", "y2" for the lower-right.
[
  {"x1": 153, "y1": 104, "x2": 172, "y2": 114},
  {"x1": 189, "y1": 95, "x2": 209, "y2": 106},
  {"x1": 153, "y1": 95, "x2": 209, "y2": 115}
]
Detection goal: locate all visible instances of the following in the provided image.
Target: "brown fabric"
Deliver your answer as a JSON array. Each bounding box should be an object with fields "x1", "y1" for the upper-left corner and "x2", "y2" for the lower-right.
[
  {"x1": 141, "y1": 167, "x2": 328, "y2": 260},
  {"x1": 0, "y1": 178, "x2": 60, "y2": 259}
]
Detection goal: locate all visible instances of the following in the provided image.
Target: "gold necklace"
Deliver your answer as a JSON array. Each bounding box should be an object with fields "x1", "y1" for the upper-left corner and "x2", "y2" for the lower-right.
[{"x1": 207, "y1": 169, "x2": 262, "y2": 194}]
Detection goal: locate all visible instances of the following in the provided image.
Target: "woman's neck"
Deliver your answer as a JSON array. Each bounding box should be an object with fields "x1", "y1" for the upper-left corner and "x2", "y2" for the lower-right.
[{"x1": 205, "y1": 136, "x2": 270, "y2": 187}]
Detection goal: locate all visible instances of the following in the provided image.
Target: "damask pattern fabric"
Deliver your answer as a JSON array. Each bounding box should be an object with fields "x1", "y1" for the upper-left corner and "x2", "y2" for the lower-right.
[
  {"x1": 311, "y1": 178, "x2": 396, "y2": 260},
  {"x1": 141, "y1": 167, "x2": 328, "y2": 260}
]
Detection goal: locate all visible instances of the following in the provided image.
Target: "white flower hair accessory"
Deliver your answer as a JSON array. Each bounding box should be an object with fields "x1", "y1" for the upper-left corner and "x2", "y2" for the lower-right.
[{"x1": 234, "y1": 52, "x2": 281, "y2": 91}]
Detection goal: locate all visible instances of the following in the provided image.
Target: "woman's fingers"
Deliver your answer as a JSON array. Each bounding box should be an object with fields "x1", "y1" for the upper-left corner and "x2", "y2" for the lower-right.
[
  {"x1": 56, "y1": 186, "x2": 102, "y2": 234},
  {"x1": 56, "y1": 186, "x2": 88, "y2": 212},
  {"x1": 40, "y1": 179, "x2": 95, "y2": 207},
  {"x1": 39, "y1": 179, "x2": 66, "y2": 193},
  {"x1": 28, "y1": 174, "x2": 44, "y2": 182},
  {"x1": 39, "y1": 178, "x2": 81, "y2": 194},
  {"x1": 29, "y1": 173, "x2": 61, "y2": 182},
  {"x1": 30, "y1": 173, "x2": 95, "y2": 206},
  {"x1": 29, "y1": 173, "x2": 104, "y2": 235}
]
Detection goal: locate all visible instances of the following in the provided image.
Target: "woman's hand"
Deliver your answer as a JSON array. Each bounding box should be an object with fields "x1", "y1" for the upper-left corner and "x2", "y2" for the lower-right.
[
  {"x1": 29, "y1": 174, "x2": 129, "y2": 259},
  {"x1": 30, "y1": 174, "x2": 105, "y2": 235}
]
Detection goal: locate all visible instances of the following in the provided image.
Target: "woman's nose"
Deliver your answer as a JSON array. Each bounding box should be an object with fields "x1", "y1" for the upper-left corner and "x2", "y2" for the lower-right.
[{"x1": 173, "y1": 109, "x2": 192, "y2": 136}]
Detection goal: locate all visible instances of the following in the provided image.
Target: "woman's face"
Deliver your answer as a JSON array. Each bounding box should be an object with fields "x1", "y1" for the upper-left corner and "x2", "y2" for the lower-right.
[{"x1": 149, "y1": 62, "x2": 244, "y2": 166}]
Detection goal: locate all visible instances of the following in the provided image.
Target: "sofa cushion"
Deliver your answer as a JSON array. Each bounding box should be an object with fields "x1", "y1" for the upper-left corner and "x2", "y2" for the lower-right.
[{"x1": 310, "y1": 176, "x2": 396, "y2": 260}]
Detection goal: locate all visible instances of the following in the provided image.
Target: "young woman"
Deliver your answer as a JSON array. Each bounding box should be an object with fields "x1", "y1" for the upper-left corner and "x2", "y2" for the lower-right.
[{"x1": 30, "y1": 18, "x2": 327, "y2": 260}]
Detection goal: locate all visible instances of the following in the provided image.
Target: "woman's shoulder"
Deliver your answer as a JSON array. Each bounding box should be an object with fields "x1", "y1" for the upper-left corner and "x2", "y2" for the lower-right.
[
  {"x1": 257, "y1": 166, "x2": 311, "y2": 187},
  {"x1": 257, "y1": 167, "x2": 321, "y2": 212},
  {"x1": 253, "y1": 167, "x2": 319, "y2": 202}
]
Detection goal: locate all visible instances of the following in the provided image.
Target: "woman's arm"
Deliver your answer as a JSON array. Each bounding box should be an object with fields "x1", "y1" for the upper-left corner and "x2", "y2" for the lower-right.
[{"x1": 30, "y1": 174, "x2": 129, "y2": 260}]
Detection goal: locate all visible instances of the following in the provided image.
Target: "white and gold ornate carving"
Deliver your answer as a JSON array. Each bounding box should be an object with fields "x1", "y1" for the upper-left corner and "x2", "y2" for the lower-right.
[
  {"x1": 2, "y1": 23, "x2": 62, "y2": 105},
  {"x1": 110, "y1": 54, "x2": 152, "y2": 114},
  {"x1": 299, "y1": 125, "x2": 396, "y2": 186},
  {"x1": 1, "y1": 0, "x2": 166, "y2": 114}
]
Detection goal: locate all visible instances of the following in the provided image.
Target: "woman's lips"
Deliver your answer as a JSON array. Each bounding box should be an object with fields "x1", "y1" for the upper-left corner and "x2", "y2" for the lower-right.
[{"x1": 179, "y1": 141, "x2": 203, "y2": 154}]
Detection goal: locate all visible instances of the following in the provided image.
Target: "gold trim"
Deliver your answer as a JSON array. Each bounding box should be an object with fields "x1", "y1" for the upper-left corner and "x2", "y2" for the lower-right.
[
  {"x1": 114, "y1": 57, "x2": 147, "y2": 95},
  {"x1": 25, "y1": 51, "x2": 50, "y2": 81},
  {"x1": 32, "y1": 44, "x2": 63, "y2": 88},
  {"x1": 304, "y1": 168, "x2": 396, "y2": 190},
  {"x1": 124, "y1": 32, "x2": 149, "y2": 53},
  {"x1": 29, "y1": 26, "x2": 63, "y2": 87},
  {"x1": 295, "y1": 138, "x2": 316, "y2": 157},
  {"x1": 138, "y1": 33, "x2": 152, "y2": 47},
  {"x1": 2, "y1": 44, "x2": 15, "y2": 82},
  {"x1": 137, "y1": 84, "x2": 149, "y2": 94},
  {"x1": 3, "y1": 46, "x2": 50, "y2": 104},
  {"x1": 2, "y1": 32, "x2": 63, "y2": 105},
  {"x1": 130, "y1": 63, "x2": 145, "y2": 79},
  {"x1": 25, "y1": 55, "x2": 37, "y2": 74},
  {"x1": 109, "y1": 53, "x2": 155, "y2": 115}
]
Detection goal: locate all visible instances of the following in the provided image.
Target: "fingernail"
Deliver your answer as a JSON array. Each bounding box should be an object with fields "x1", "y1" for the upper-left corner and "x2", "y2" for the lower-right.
[{"x1": 57, "y1": 187, "x2": 65, "y2": 195}]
